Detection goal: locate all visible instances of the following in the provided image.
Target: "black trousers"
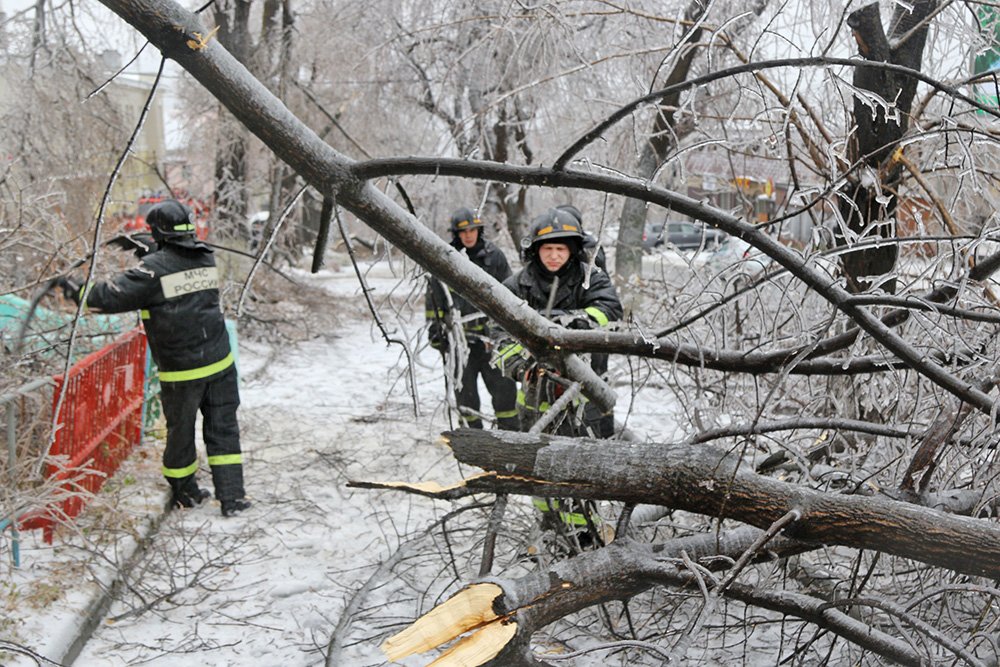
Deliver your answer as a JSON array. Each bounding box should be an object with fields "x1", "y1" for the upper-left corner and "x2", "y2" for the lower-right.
[
  {"x1": 457, "y1": 341, "x2": 519, "y2": 429},
  {"x1": 160, "y1": 365, "x2": 245, "y2": 502}
]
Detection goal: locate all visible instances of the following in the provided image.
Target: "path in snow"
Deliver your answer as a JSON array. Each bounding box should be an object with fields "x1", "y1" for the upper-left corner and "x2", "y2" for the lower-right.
[
  {"x1": 7, "y1": 256, "x2": 683, "y2": 667},
  {"x1": 73, "y1": 259, "x2": 467, "y2": 666}
]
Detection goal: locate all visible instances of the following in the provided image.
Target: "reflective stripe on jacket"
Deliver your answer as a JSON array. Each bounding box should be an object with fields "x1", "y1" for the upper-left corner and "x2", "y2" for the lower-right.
[
  {"x1": 502, "y1": 260, "x2": 623, "y2": 328},
  {"x1": 84, "y1": 241, "x2": 232, "y2": 381}
]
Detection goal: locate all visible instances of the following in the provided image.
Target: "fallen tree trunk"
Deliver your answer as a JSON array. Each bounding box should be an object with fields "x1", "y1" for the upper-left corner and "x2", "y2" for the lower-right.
[
  {"x1": 440, "y1": 429, "x2": 1000, "y2": 580},
  {"x1": 382, "y1": 533, "x2": 929, "y2": 667},
  {"x1": 368, "y1": 430, "x2": 999, "y2": 665}
]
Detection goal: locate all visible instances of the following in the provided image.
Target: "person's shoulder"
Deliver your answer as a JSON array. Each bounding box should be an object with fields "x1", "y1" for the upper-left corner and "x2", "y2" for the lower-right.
[
  {"x1": 503, "y1": 269, "x2": 523, "y2": 287},
  {"x1": 583, "y1": 259, "x2": 609, "y2": 277},
  {"x1": 477, "y1": 239, "x2": 500, "y2": 257},
  {"x1": 164, "y1": 238, "x2": 213, "y2": 255},
  {"x1": 135, "y1": 247, "x2": 168, "y2": 271},
  {"x1": 483, "y1": 241, "x2": 511, "y2": 264},
  {"x1": 580, "y1": 261, "x2": 615, "y2": 287},
  {"x1": 510, "y1": 268, "x2": 540, "y2": 295},
  {"x1": 147, "y1": 243, "x2": 213, "y2": 270}
]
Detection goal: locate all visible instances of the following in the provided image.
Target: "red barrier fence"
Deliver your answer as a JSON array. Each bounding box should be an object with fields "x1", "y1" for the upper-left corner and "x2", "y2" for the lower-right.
[{"x1": 20, "y1": 328, "x2": 147, "y2": 543}]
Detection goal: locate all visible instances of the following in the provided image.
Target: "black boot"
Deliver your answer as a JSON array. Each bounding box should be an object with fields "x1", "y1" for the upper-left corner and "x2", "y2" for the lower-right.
[
  {"x1": 170, "y1": 477, "x2": 211, "y2": 509},
  {"x1": 496, "y1": 415, "x2": 521, "y2": 431},
  {"x1": 221, "y1": 498, "x2": 252, "y2": 517},
  {"x1": 172, "y1": 487, "x2": 210, "y2": 508}
]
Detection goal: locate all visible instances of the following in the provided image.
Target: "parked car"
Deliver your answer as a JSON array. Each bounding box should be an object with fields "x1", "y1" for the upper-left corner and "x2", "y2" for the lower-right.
[
  {"x1": 704, "y1": 236, "x2": 773, "y2": 279},
  {"x1": 643, "y1": 220, "x2": 728, "y2": 251}
]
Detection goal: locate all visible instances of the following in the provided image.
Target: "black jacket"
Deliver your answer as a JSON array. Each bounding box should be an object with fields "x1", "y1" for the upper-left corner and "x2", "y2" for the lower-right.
[
  {"x1": 84, "y1": 239, "x2": 231, "y2": 380},
  {"x1": 503, "y1": 259, "x2": 622, "y2": 327},
  {"x1": 503, "y1": 258, "x2": 621, "y2": 378},
  {"x1": 426, "y1": 237, "x2": 513, "y2": 331}
]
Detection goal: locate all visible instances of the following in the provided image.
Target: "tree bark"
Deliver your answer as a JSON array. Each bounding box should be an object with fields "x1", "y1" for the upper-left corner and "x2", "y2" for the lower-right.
[
  {"x1": 381, "y1": 531, "x2": 928, "y2": 667},
  {"x1": 838, "y1": 0, "x2": 939, "y2": 293},
  {"x1": 490, "y1": 101, "x2": 531, "y2": 245},
  {"x1": 29, "y1": 0, "x2": 47, "y2": 73},
  {"x1": 614, "y1": 0, "x2": 709, "y2": 286},
  {"x1": 443, "y1": 428, "x2": 1000, "y2": 580},
  {"x1": 213, "y1": 0, "x2": 253, "y2": 236}
]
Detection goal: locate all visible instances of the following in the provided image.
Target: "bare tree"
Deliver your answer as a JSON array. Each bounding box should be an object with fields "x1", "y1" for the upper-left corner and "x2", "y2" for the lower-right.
[
  {"x1": 612, "y1": 0, "x2": 712, "y2": 285},
  {"x1": 837, "y1": 0, "x2": 939, "y2": 294},
  {"x1": 8, "y1": 0, "x2": 1000, "y2": 664},
  {"x1": 211, "y1": 0, "x2": 253, "y2": 235}
]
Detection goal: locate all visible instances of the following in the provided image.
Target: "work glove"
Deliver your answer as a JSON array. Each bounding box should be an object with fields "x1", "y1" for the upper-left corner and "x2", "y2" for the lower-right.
[
  {"x1": 492, "y1": 339, "x2": 532, "y2": 379},
  {"x1": 551, "y1": 309, "x2": 593, "y2": 330},
  {"x1": 106, "y1": 233, "x2": 157, "y2": 258},
  {"x1": 55, "y1": 276, "x2": 82, "y2": 304},
  {"x1": 427, "y1": 322, "x2": 449, "y2": 352}
]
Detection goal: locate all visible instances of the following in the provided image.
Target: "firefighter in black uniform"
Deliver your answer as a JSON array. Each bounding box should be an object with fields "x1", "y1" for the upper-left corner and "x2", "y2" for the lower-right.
[
  {"x1": 499, "y1": 206, "x2": 623, "y2": 438},
  {"x1": 497, "y1": 207, "x2": 623, "y2": 542},
  {"x1": 61, "y1": 200, "x2": 250, "y2": 517},
  {"x1": 425, "y1": 207, "x2": 519, "y2": 430}
]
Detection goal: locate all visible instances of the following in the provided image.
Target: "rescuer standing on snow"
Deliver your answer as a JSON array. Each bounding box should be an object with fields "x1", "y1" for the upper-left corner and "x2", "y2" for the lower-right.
[
  {"x1": 425, "y1": 207, "x2": 520, "y2": 430},
  {"x1": 60, "y1": 200, "x2": 251, "y2": 517},
  {"x1": 498, "y1": 206, "x2": 623, "y2": 438}
]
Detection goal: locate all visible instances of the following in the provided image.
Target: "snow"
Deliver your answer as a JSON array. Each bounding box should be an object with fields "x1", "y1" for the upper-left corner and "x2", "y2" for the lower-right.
[{"x1": 1, "y1": 257, "x2": 684, "y2": 667}]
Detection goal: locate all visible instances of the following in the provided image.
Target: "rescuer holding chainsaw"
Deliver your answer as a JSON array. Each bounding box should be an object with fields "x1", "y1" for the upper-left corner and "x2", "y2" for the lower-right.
[
  {"x1": 59, "y1": 199, "x2": 250, "y2": 517},
  {"x1": 425, "y1": 207, "x2": 520, "y2": 430}
]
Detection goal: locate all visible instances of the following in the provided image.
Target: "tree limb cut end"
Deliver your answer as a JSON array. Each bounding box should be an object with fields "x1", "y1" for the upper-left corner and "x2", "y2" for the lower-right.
[
  {"x1": 382, "y1": 582, "x2": 513, "y2": 664},
  {"x1": 426, "y1": 619, "x2": 517, "y2": 667}
]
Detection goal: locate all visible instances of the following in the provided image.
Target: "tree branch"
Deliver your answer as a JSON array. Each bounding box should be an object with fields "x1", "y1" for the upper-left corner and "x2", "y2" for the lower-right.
[
  {"x1": 442, "y1": 428, "x2": 1000, "y2": 579},
  {"x1": 553, "y1": 54, "x2": 998, "y2": 171},
  {"x1": 383, "y1": 536, "x2": 929, "y2": 667},
  {"x1": 90, "y1": 0, "x2": 1000, "y2": 417},
  {"x1": 353, "y1": 156, "x2": 1000, "y2": 415}
]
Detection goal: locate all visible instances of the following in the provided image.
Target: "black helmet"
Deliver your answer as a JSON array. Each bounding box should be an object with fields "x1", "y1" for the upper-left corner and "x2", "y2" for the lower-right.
[
  {"x1": 521, "y1": 208, "x2": 584, "y2": 265},
  {"x1": 527, "y1": 208, "x2": 584, "y2": 247},
  {"x1": 147, "y1": 200, "x2": 196, "y2": 242},
  {"x1": 555, "y1": 203, "x2": 599, "y2": 249},
  {"x1": 555, "y1": 204, "x2": 583, "y2": 226},
  {"x1": 449, "y1": 207, "x2": 484, "y2": 234}
]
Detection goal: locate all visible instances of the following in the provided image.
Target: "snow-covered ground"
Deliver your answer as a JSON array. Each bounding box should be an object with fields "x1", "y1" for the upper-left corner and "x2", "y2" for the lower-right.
[
  {"x1": 74, "y1": 321, "x2": 454, "y2": 666},
  {"x1": 2, "y1": 257, "x2": 683, "y2": 667}
]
